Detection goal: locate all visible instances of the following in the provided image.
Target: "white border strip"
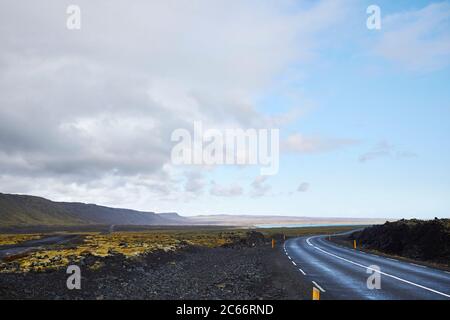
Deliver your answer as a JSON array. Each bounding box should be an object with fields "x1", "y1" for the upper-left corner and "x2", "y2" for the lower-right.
[{"x1": 312, "y1": 281, "x2": 326, "y2": 292}]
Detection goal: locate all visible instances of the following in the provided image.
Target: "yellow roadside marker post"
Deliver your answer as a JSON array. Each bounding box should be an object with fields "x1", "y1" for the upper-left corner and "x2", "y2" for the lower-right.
[
  {"x1": 312, "y1": 287, "x2": 320, "y2": 300},
  {"x1": 272, "y1": 239, "x2": 275, "y2": 248},
  {"x1": 353, "y1": 240, "x2": 357, "y2": 249}
]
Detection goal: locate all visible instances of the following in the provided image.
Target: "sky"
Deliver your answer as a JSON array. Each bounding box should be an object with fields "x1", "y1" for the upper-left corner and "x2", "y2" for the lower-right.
[{"x1": 0, "y1": 0, "x2": 449, "y2": 219}]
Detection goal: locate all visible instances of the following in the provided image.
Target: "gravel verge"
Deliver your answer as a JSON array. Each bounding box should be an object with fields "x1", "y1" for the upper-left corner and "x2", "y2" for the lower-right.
[{"x1": 0, "y1": 243, "x2": 309, "y2": 300}]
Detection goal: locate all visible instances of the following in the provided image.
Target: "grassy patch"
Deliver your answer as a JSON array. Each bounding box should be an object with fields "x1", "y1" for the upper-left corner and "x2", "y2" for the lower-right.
[
  {"x1": 0, "y1": 229, "x2": 247, "y2": 273},
  {"x1": 0, "y1": 225, "x2": 363, "y2": 273},
  {"x1": 0, "y1": 234, "x2": 43, "y2": 246}
]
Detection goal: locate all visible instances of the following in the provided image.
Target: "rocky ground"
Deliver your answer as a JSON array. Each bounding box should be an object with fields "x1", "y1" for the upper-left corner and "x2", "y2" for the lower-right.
[
  {"x1": 0, "y1": 235, "x2": 308, "y2": 300},
  {"x1": 353, "y1": 218, "x2": 450, "y2": 267},
  {"x1": 330, "y1": 219, "x2": 450, "y2": 270}
]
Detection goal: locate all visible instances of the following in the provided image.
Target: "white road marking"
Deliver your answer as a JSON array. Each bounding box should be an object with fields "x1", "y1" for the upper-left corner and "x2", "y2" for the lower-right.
[
  {"x1": 292, "y1": 261, "x2": 297, "y2": 266},
  {"x1": 310, "y1": 240, "x2": 450, "y2": 298},
  {"x1": 306, "y1": 237, "x2": 313, "y2": 246},
  {"x1": 312, "y1": 281, "x2": 325, "y2": 292},
  {"x1": 410, "y1": 263, "x2": 427, "y2": 268},
  {"x1": 298, "y1": 268, "x2": 306, "y2": 275},
  {"x1": 387, "y1": 258, "x2": 398, "y2": 262},
  {"x1": 288, "y1": 256, "x2": 292, "y2": 260}
]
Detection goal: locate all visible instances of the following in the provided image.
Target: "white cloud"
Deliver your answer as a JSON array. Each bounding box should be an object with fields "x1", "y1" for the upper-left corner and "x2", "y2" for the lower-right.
[
  {"x1": 210, "y1": 181, "x2": 243, "y2": 197},
  {"x1": 0, "y1": 0, "x2": 352, "y2": 209},
  {"x1": 282, "y1": 133, "x2": 357, "y2": 154},
  {"x1": 297, "y1": 182, "x2": 310, "y2": 192},
  {"x1": 184, "y1": 171, "x2": 206, "y2": 194},
  {"x1": 250, "y1": 175, "x2": 271, "y2": 198},
  {"x1": 359, "y1": 141, "x2": 417, "y2": 163},
  {"x1": 375, "y1": 2, "x2": 450, "y2": 72}
]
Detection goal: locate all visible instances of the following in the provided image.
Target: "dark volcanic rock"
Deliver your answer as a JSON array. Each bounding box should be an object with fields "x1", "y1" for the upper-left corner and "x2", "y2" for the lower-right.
[
  {"x1": 0, "y1": 244, "x2": 307, "y2": 300},
  {"x1": 355, "y1": 218, "x2": 450, "y2": 265},
  {"x1": 223, "y1": 231, "x2": 267, "y2": 248},
  {"x1": 244, "y1": 231, "x2": 266, "y2": 247}
]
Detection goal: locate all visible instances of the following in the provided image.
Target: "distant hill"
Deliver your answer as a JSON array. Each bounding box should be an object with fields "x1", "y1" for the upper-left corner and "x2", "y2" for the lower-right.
[
  {"x1": 190, "y1": 214, "x2": 389, "y2": 227},
  {"x1": 0, "y1": 193, "x2": 185, "y2": 227},
  {"x1": 0, "y1": 192, "x2": 391, "y2": 229},
  {"x1": 157, "y1": 212, "x2": 190, "y2": 223}
]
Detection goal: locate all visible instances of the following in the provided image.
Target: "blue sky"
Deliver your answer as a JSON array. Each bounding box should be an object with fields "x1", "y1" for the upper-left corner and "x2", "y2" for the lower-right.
[
  {"x1": 194, "y1": 0, "x2": 450, "y2": 218},
  {"x1": 0, "y1": 0, "x2": 449, "y2": 219}
]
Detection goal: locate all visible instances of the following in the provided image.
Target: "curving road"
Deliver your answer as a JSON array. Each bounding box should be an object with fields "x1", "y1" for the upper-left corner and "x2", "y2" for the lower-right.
[{"x1": 284, "y1": 234, "x2": 450, "y2": 300}]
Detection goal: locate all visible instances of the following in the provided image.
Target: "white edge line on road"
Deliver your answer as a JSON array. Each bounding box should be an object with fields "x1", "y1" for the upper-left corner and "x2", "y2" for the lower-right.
[
  {"x1": 306, "y1": 237, "x2": 313, "y2": 246},
  {"x1": 288, "y1": 256, "x2": 292, "y2": 260},
  {"x1": 312, "y1": 281, "x2": 325, "y2": 292},
  {"x1": 410, "y1": 263, "x2": 427, "y2": 268},
  {"x1": 311, "y1": 242, "x2": 450, "y2": 298},
  {"x1": 387, "y1": 258, "x2": 398, "y2": 262},
  {"x1": 298, "y1": 268, "x2": 306, "y2": 275},
  {"x1": 292, "y1": 261, "x2": 297, "y2": 266}
]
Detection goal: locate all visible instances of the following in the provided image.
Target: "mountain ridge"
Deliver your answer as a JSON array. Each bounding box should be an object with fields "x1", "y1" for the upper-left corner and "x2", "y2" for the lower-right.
[
  {"x1": 0, "y1": 193, "x2": 184, "y2": 227},
  {"x1": 0, "y1": 192, "x2": 392, "y2": 228}
]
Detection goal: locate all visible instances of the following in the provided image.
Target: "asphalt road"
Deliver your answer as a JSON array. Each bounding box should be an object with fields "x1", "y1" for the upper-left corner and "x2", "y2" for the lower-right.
[
  {"x1": 284, "y1": 234, "x2": 450, "y2": 300},
  {"x1": 0, "y1": 234, "x2": 79, "y2": 260}
]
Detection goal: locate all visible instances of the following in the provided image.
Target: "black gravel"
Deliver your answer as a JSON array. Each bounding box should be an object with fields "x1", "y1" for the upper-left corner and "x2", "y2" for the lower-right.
[{"x1": 0, "y1": 244, "x2": 309, "y2": 300}]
